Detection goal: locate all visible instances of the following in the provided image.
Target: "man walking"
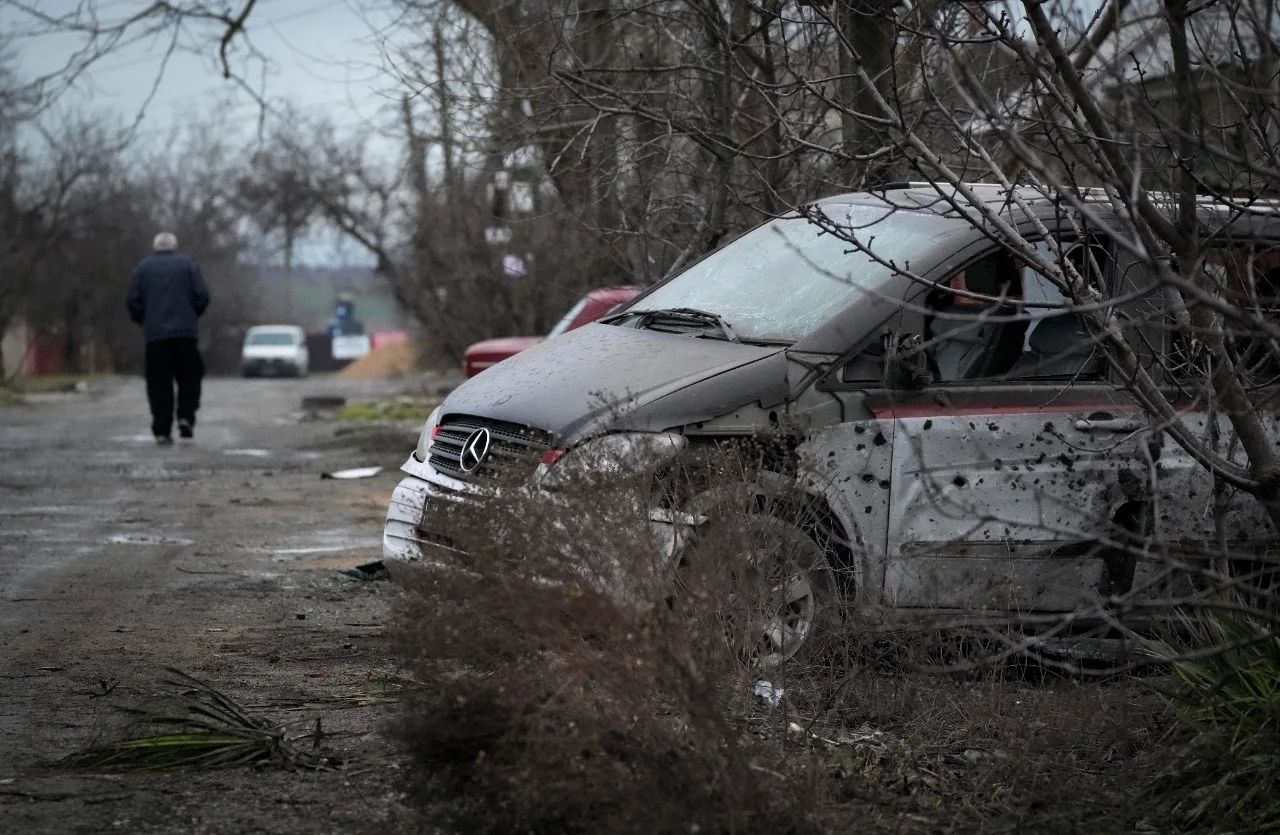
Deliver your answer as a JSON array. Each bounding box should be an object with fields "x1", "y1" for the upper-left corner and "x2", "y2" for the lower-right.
[{"x1": 126, "y1": 232, "x2": 211, "y2": 445}]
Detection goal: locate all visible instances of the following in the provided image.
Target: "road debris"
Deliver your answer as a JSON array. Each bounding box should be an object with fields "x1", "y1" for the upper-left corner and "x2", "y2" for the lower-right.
[
  {"x1": 787, "y1": 721, "x2": 898, "y2": 750},
  {"x1": 58, "y1": 667, "x2": 336, "y2": 771},
  {"x1": 754, "y1": 680, "x2": 784, "y2": 709},
  {"x1": 946, "y1": 748, "x2": 1010, "y2": 767},
  {"x1": 301, "y1": 395, "x2": 347, "y2": 411},
  {"x1": 321, "y1": 466, "x2": 383, "y2": 480},
  {"x1": 107, "y1": 533, "x2": 194, "y2": 546},
  {"x1": 339, "y1": 560, "x2": 389, "y2": 581}
]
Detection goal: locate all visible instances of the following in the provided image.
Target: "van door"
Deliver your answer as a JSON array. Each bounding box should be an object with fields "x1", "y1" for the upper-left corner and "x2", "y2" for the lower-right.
[
  {"x1": 1136, "y1": 241, "x2": 1280, "y2": 605},
  {"x1": 880, "y1": 242, "x2": 1159, "y2": 613}
]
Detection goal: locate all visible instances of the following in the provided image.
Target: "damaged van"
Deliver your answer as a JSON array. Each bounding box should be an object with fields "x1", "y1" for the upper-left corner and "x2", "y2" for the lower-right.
[{"x1": 384, "y1": 183, "x2": 1280, "y2": 662}]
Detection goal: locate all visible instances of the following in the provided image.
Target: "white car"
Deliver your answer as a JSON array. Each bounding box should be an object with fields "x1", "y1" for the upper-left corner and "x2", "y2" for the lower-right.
[{"x1": 241, "y1": 325, "x2": 309, "y2": 378}]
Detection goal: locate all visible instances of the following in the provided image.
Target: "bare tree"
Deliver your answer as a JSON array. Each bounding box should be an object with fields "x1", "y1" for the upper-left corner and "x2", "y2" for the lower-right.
[
  {"x1": 0, "y1": 107, "x2": 115, "y2": 376},
  {"x1": 1, "y1": 0, "x2": 267, "y2": 125},
  {"x1": 234, "y1": 126, "x2": 323, "y2": 322},
  {"x1": 5, "y1": 113, "x2": 263, "y2": 375}
]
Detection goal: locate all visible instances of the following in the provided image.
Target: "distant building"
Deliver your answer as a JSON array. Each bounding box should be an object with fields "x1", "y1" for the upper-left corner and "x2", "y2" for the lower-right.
[{"x1": 252, "y1": 264, "x2": 411, "y2": 332}]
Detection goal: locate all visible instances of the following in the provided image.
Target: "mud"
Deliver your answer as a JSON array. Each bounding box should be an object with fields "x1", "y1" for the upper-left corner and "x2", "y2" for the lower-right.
[{"x1": 0, "y1": 375, "x2": 439, "y2": 834}]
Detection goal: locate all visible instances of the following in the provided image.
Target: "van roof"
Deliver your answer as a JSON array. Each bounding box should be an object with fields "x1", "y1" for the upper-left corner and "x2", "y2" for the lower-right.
[
  {"x1": 247, "y1": 324, "x2": 303, "y2": 331},
  {"x1": 815, "y1": 182, "x2": 1280, "y2": 219}
]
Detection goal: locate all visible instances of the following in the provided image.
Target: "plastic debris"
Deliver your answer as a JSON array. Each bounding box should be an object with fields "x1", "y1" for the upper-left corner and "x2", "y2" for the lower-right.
[
  {"x1": 108, "y1": 533, "x2": 194, "y2": 546},
  {"x1": 301, "y1": 395, "x2": 347, "y2": 411},
  {"x1": 321, "y1": 466, "x2": 383, "y2": 480},
  {"x1": 754, "y1": 680, "x2": 784, "y2": 709},
  {"x1": 340, "y1": 560, "x2": 389, "y2": 581}
]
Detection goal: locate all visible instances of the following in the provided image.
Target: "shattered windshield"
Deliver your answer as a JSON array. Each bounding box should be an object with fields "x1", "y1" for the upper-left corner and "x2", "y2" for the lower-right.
[{"x1": 631, "y1": 205, "x2": 939, "y2": 342}]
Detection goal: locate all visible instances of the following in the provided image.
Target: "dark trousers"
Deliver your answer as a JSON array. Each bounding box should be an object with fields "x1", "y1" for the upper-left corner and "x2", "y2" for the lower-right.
[{"x1": 145, "y1": 338, "x2": 204, "y2": 437}]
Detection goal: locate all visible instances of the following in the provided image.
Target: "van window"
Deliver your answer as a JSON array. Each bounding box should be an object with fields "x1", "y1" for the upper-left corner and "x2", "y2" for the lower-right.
[
  {"x1": 925, "y1": 242, "x2": 1105, "y2": 382},
  {"x1": 1176, "y1": 244, "x2": 1280, "y2": 386},
  {"x1": 925, "y1": 253, "x2": 1024, "y2": 380},
  {"x1": 1011, "y1": 242, "x2": 1107, "y2": 379}
]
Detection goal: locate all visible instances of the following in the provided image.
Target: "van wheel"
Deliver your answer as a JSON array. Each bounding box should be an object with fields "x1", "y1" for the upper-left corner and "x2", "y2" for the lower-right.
[
  {"x1": 681, "y1": 494, "x2": 839, "y2": 668},
  {"x1": 727, "y1": 515, "x2": 837, "y2": 667}
]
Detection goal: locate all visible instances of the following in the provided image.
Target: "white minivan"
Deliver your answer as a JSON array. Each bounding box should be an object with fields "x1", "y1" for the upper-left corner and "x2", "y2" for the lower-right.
[{"x1": 241, "y1": 325, "x2": 309, "y2": 378}]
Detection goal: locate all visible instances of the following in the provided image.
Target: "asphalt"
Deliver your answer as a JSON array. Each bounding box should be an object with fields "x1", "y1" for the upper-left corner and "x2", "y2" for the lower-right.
[{"x1": 0, "y1": 374, "x2": 440, "y2": 834}]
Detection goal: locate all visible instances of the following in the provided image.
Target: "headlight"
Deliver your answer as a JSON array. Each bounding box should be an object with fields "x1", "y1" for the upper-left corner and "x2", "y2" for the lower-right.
[
  {"x1": 536, "y1": 432, "x2": 687, "y2": 491},
  {"x1": 413, "y1": 405, "x2": 444, "y2": 462}
]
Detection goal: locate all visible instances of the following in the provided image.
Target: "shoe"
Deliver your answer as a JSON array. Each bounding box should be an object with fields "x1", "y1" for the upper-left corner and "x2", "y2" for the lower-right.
[
  {"x1": 177, "y1": 420, "x2": 194, "y2": 440},
  {"x1": 155, "y1": 435, "x2": 174, "y2": 446}
]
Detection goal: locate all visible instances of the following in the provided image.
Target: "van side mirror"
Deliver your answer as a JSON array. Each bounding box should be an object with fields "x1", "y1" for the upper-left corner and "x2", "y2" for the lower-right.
[{"x1": 882, "y1": 332, "x2": 932, "y2": 390}]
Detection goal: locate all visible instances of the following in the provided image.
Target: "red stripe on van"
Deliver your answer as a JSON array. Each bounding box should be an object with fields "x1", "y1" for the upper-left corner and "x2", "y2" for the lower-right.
[{"x1": 871, "y1": 401, "x2": 1121, "y2": 419}]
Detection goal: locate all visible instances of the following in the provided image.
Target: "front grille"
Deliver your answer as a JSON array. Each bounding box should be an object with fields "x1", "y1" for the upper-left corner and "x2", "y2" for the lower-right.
[{"x1": 428, "y1": 415, "x2": 553, "y2": 482}]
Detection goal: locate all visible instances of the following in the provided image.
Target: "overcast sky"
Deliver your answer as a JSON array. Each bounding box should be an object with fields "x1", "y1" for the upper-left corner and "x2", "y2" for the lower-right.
[
  {"x1": 10, "y1": 0, "x2": 398, "y2": 141},
  {"x1": 6, "y1": 0, "x2": 407, "y2": 265}
]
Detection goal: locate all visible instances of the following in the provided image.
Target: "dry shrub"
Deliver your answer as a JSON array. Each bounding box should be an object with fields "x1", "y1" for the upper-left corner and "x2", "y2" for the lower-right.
[
  {"x1": 385, "y1": 433, "x2": 1172, "y2": 833},
  {"x1": 388, "y1": 442, "x2": 825, "y2": 834}
]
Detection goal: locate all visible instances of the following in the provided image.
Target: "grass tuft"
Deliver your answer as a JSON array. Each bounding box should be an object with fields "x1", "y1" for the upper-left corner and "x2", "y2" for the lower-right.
[
  {"x1": 59, "y1": 667, "x2": 337, "y2": 772},
  {"x1": 1147, "y1": 613, "x2": 1280, "y2": 832},
  {"x1": 338, "y1": 398, "x2": 439, "y2": 423}
]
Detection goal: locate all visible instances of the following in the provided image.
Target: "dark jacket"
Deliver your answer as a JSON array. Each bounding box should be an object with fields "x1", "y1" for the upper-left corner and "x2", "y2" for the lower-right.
[{"x1": 126, "y1": 251, "x2": 211, "y2": 342}]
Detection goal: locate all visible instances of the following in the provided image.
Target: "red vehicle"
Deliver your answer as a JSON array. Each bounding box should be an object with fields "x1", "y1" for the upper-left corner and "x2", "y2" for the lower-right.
[{"x1": 463, "y1": 286, "x2": 641, "y2": 377}]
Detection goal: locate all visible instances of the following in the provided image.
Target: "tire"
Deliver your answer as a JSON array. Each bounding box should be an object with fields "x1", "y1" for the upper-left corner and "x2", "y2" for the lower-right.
[{"x1": 684, "y1": 505, "x2": 839, "y2": 669}]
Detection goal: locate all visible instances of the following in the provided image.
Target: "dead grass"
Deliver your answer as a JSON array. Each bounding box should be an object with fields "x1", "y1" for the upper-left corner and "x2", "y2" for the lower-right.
[
  {"x1": 383, "y1": 439, "x2": 1185, "y2": 833},
  {"x1": 6, "y1": 373, "x2": 101, "y2": 393}
]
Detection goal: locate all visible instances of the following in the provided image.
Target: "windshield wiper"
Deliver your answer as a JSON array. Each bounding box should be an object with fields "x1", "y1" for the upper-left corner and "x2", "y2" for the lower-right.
[{"x1": 612, "y1": 307, "x2": 741, "y2": 343}]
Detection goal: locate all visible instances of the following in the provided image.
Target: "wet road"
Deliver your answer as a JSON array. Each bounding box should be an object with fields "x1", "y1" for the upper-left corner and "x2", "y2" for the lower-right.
[{"x1": 0, "y1": 374, "x2": 433, "y2": 833}]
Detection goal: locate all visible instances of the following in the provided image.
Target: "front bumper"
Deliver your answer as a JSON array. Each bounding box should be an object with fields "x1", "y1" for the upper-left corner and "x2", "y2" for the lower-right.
[
  {"x1": 381, "y1": 452, "x2": 694, "y2": 564},
  {"x1": 382, "y1": 454, "x2": 478, "y2": 561},
  {"x1": 243, "y1": 358, "x2": 300, "y2": 376}
]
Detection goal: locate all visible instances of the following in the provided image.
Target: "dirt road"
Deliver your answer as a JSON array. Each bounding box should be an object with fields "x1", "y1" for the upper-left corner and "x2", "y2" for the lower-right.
[{"x1": 0, "y1": 375, "x2": 438, "y2": 834}]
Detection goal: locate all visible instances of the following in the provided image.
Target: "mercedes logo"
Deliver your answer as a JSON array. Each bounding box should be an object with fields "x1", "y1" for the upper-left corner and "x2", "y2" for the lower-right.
[{"x1": 458, "y1": 428, "x2": 492, "y2": 473}]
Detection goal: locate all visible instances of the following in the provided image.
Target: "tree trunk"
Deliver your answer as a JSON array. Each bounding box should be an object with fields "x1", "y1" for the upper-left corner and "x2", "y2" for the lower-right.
[
  {"x1": 432, "y1": 22, "x2": 458, "y2": 198},
  {"x1": 838, "y1": 0, "x2": 896, "y2": 186}
]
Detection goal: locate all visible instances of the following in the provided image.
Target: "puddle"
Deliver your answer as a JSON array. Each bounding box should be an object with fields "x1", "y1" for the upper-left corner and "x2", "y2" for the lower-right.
[
  {"x1": 108, "y1": 533, "x2": 195, "y2": 546},
  {"x1": 223, "y1": 449, "x2": 271, "y2": 458},
  {"x1": 257, "y1": 529, "x2": 378, "y2": 560},
  {"x1": 270, "y1": 539, "x2": 380, "y2": 559},
  {"x1": 302, "y1": 554, "x2": 384, "y2": 572},
  {"x1": 272, "y1": 545, "x2": 350, "y2": 555},
  {"x1": 109, "y1": 434, "x2": 160, "y2": 444}
]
